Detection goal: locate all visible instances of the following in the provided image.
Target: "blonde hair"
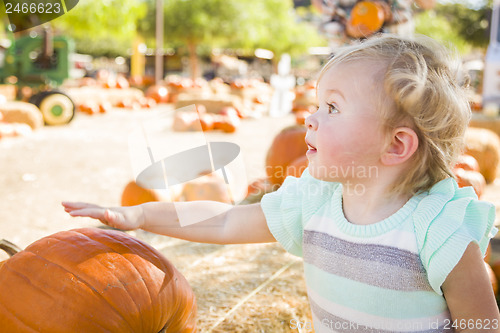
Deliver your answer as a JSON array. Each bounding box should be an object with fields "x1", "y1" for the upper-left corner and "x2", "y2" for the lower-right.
[{"x1": 318, "y1": 34, "x2": 471, "y2": 196}]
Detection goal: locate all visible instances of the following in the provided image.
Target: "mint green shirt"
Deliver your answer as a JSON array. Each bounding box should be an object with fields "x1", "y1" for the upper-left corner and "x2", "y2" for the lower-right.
[{"x1": 261, "y1": 169, "x2": 497, "y2": 332}]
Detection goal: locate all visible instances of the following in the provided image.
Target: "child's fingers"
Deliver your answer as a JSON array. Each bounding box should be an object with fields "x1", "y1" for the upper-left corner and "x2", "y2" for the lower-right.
[
  {"x1": 68, "y1": 208, "x2": 106, "y2": 221},
  {"x1": 62, "y1": 202, "x2": 102, "y2": 210}
]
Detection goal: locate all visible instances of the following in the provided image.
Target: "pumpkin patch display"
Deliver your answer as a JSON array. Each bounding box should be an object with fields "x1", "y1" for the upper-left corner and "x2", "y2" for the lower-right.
[
  {"x1": 0, "y1": 228, "x2": 197, "y2": 333},
  {"x1": 265, "y1": 125, "x2": 308, "y2": 185}
]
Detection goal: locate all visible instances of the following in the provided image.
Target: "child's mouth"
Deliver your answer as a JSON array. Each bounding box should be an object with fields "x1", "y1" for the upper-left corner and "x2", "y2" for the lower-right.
[{"x1": 306, "y1": 142, "x2": 317, "y2": 155}]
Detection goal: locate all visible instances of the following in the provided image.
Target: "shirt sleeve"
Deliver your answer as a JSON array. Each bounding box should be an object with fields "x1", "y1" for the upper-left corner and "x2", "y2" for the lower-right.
[
  {"x1": 414, "y1": 178, "x2": 497, "y2": 295},
  {"x1": 261, "y1": 168, "x2": 339, "y2": 257}
]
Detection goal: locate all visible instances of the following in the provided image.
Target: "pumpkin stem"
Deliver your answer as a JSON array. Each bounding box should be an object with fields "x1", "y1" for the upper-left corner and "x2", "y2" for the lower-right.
[{"x1": 0, "y1": 239, "x2": 22, "y2": 257}]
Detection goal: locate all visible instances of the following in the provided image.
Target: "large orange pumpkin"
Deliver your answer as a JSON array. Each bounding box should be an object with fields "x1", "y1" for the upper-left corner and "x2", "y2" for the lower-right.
[
  {"x1": 285, "y1": 155, "x2": 309, "y2": 179},
  {"x1": 0, "y1": 228, "x2": 197, "y2": 332},
  {"x1": 265, "y1": 125, "x2": 308, "y2": 185}
]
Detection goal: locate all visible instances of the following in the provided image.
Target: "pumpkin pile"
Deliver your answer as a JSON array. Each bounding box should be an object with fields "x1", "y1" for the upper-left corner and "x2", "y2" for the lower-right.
[
  {"x1": 78, "y1": 96, "x2": 157, "y2": 115},
  {"x1": 71, "y1": 74, "x2": 157, "y2": 115},
  {"x1": 172, "y1": 77, "x2": 271, "y2": 119},
  {"x1": 172, "y1": 105, "x2": 241, "y2": 133},
  {"x1": 0, "y1": 228, "x2": 197, "y2": 332},
  {"x1": 121, "y1": 172, "x2": 234, "y2": 207},
  {"x1": 165, "y1": 77, "x2": 212, "y2": 104}
]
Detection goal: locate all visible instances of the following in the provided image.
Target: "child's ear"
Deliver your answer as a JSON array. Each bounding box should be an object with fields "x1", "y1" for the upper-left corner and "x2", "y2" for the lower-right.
[{"x1": 381, "y1": 127, "x2": 419, "y2": 166}]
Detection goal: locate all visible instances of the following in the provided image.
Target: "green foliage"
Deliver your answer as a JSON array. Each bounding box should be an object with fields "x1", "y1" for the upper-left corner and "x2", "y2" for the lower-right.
[
  {"x1": 415, "y1": 10, "x2": 472, "y2": 54},
  {"x1": 51, "y1": 0, "x2": 147, "y2": 56},
  {"x1": 160, "y1": 0, "x2": 325, "y2": 63},
  {"x1": 236, "y1": 0, "x2": 326, "y2": 60},
  {"x1": 415, "y1": 1, "x2": 491, "y2": 54},
  {"x1": 433, "y1": 2, "x2": 491, "y2": 49}
]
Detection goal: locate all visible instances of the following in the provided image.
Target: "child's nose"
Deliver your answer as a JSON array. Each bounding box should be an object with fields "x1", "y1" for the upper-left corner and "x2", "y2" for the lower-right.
[{"x1": 305, "y1": 113, "x2": 318, "y2": 130}]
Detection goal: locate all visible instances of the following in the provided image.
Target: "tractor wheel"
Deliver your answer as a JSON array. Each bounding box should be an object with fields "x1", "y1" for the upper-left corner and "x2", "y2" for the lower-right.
[
  {"x1": 38, "y1": 91, "x2": 75, "y2": 125},
  {"x1": 29, "y1": 91, "x2": 48, "y2": 107}
]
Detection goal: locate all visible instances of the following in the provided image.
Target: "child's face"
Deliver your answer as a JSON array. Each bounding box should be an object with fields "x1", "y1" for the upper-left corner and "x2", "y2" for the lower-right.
[{"x1": 305, "y1": 61, "x2": 387, "y2": 184}]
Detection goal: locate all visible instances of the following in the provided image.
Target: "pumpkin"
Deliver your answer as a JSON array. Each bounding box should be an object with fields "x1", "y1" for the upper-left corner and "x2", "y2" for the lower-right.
[
  {"x1": 286, "y1": 155, "x2": 309, "y2": 179},
  {"x1": 346, "y1": 1, "x2": 386, "y2": 38},
  {"x1": 121, "y1": 180, "x2": 163, "y2": 206},
  {"x1": 241, "y1": 177, "x2": 278, "y2": 204},
  {"x1": 116, "y1": 75, "x2": 130, "y2": 89},
  {"x1": 79, "y1": 101, "x2": 100, "y2": 115},
  {"x1": 454, "y1": 154, "x2": 480, "y2": 172},
  {"x1": 218, "y1": 115, "x2": 240, "y2": 133},
  {"x1": 465, "y1": 127, "x2": 500, "y2": 183},
  {"x1": 146, "y1": 85, "x2": 170, "y2": 104},
  {"x1": 0, "y1": 228, "x2": 197, "y2": 332},
  {"x1": 99, "y1": 101, "x2": 113, "y2": 114},
  {"x1": 265, "y1": 125, "x2": 308, "y2": 185},
  {"x1": 199, "y1": 113, "x2": 215, "y2": 131},
  {"x1": 453, "y1": 167, "x2": 486, "y2": 198},
  {"x1": 180, "y1": 173, "x2": 232, "y2": 203}
]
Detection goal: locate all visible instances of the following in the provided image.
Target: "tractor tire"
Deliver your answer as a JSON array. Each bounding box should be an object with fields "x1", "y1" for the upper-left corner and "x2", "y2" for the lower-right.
[{"x1": 37, "y1": 91, "x2": 75, "y2": 125}]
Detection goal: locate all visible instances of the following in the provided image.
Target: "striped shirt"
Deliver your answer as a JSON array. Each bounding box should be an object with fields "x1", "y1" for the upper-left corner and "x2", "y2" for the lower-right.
[{"x1": 261, "y1": 169, "x2": 496, "y2": 332}]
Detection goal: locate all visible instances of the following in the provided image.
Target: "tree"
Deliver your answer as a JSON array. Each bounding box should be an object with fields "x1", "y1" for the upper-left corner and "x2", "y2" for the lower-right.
[
  {"x1": 160, "y1": 0, "x2": 325, "y2": 78},
  {"x1": 415, "y1": 1, "x2": 492, "y2": 54},
  {"x1": 51, "y1": 0, "x2": 147, "y2": 56},
  {"x1": 228, "y1": 0, "x2": 326, "y2": 68}
]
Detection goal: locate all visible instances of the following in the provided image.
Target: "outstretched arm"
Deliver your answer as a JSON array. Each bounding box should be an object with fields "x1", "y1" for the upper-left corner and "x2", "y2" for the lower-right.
[{"x1": 62, "y1": 201, "x2": 276, "y2": 245}]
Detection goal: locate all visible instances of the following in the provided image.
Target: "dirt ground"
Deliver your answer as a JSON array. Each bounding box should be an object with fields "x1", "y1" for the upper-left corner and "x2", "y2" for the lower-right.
[{"x1": 2, "y1": 104, "x2": 500, "y2": 332}]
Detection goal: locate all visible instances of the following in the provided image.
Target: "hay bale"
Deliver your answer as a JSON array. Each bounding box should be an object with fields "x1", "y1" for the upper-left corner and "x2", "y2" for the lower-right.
[
  {"x1": 0, "y1": 84, "x2": 17, "y2": 101},
  {"x1": 64, "y1": 87, "x2": 144, "y2": 107},
  {"x1": 465, "y1": 127, "x2": 500, "y2": 183},
  {"x1": 469, "y1": 114, "x2": 500, "y2": 137},
  {"x1": 0, "y1": 101, "x2": 43, "y2": 129},
  {"x1": 174, "y1": 94, "x2": 243, "y2": 114}
]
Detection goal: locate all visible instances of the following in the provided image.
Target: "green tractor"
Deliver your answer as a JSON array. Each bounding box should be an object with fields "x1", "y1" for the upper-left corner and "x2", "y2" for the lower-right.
[{"x1": 0, "y1": 27, "x2": 76, "y2": 125}]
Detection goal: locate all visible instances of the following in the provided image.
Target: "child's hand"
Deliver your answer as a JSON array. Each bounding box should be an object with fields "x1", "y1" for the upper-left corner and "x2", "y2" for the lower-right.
[{"x1": 62, "y1": 202, "x2": 144, "y2": 231}]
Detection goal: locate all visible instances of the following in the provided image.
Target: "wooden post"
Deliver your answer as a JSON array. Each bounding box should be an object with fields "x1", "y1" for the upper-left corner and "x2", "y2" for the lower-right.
[{"x1": 155, "y1": 0, "x2": 164, "y2": 84}]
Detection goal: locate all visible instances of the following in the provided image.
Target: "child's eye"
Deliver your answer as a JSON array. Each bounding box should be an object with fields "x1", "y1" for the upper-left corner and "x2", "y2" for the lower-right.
[{"x1": 327, "y1": 103, "x2": 339, "y2": 114}]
